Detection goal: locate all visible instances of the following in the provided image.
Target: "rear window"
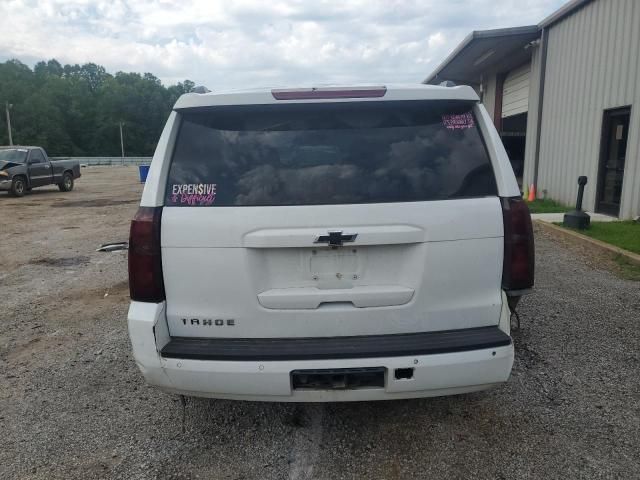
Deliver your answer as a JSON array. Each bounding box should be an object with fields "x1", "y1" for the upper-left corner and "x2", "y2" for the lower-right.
[{"x1": 165, "y1": 100, "x2": 496, "y2": 206}]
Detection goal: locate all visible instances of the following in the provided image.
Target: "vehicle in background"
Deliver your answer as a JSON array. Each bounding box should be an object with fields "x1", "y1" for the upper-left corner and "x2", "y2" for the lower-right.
[
  {"x1": 0, "y1": 146, "x2": 81, "y2": 197},
  {"x1": 127, "y1": 84, "x2": 535, "y2": 402}
]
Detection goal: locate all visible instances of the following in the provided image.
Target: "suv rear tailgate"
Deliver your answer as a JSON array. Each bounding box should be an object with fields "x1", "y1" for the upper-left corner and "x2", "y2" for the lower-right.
[
  {"x1": 162, "y1": 198, "x2": 503, "y2": 338},
  {"x1": 160, "y1": 99, "x2": 505, "y2": 339}
]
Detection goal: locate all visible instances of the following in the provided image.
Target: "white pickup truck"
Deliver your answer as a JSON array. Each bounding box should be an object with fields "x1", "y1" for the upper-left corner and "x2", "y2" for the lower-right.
[{"x1": 127, "y1": 84, "x2": 534, "y2": 402}]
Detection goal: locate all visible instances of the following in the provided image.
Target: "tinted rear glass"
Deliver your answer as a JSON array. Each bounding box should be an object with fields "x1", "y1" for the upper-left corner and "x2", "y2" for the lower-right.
[{"x1": 166, "y1": 100, "x2": 496, "y2": 206}]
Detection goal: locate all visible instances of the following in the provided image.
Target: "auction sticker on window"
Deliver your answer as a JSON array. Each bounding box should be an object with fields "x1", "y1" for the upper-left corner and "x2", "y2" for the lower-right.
[
  {"x1": 442, "y1": 113, "x2": 474, "y2": 130},
  {"x1": 169, "y1": 183, "x2": 217, "y2": 206}
]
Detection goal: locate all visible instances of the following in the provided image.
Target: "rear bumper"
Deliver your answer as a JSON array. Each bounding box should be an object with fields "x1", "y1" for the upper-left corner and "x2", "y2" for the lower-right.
[
  {"x1": 128, "y1": 302, "x2": 514, "y2": 402},
  {"x1": 161, "y1": 327, "x2": 511, "y2": 360}
]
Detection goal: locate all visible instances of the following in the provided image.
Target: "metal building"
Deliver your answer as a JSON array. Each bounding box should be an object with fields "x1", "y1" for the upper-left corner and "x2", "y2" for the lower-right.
[{"x1": 425, "y1": 0, "x2": 640, "y2": 219}]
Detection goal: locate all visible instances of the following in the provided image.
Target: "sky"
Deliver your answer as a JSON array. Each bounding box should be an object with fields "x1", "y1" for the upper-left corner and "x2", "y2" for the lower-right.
[{"x1": 0, "y1": 0, "x2": 566, "y2": 89}]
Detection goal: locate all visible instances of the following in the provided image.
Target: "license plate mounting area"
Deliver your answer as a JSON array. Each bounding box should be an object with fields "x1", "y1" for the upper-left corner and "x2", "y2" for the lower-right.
[{"x1": 291, "y1": 367, "x2": 385, "y2": 390}]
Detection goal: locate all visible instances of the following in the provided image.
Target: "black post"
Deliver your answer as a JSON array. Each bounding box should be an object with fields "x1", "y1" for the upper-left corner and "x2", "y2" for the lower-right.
[
  {"x1": 575, "y1": 176, "x2": 587, "y2": 210},
  {"x1": 563, "y1": 176, "x2": 590, "y2": 229}
]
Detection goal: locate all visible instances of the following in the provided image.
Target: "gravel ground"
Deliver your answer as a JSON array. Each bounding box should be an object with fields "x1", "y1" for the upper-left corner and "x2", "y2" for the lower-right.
[{"x1": 1, "y1": 167, "x2": 638, "y2": 479}]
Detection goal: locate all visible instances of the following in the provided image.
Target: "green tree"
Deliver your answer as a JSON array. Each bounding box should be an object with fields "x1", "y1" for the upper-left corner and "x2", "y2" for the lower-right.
[{"x1": 0, "y1": 58, "x2": 194, "y2": 155}]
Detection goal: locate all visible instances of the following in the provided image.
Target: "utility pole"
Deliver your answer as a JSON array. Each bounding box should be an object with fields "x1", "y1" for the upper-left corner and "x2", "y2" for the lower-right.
[
  {"x1": 119, "y1": 122, "x2": 125, "y2": 165},
  {"x1": 5, "y1": 102, "x2": 13, "y2": 146}
]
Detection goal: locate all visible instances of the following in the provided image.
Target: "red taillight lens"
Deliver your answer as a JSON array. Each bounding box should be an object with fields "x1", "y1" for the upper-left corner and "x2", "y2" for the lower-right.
[
  {"x1": 501, "y1": 197, "x2": 535, "y2": 291},
  {"x1": 128, "y1": 207, "x2": 165, "y2": 302}
]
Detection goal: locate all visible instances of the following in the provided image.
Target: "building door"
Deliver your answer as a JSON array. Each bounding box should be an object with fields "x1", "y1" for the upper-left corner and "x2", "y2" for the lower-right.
[
  {"x1": 502, "y1": 63, "x2": 530, "y2": 119},
  {"x1": 497, "y1": 62, "x2": 531, "y2": 188},
  {"x1": 501, "y1": 113, "x2": 527, "y2": 187},
  {"x1": 596, "y1": 108, "x2": 630, "y2": 216}
]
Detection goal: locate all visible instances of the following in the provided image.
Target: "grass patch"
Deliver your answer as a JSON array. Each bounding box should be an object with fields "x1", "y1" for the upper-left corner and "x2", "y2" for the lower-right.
[
  {"x1": 551, "y1": 220, "x2": 640, "y2": 281},
  {"x1": 613, "y1": 255, "x2": 640, "y2": 281},
  {"x1": 527, "y1": 198, "x2": 569, "y2": 214},
  {"x1": 565, "y1": 221, "x2": 640, "y2": 255}
]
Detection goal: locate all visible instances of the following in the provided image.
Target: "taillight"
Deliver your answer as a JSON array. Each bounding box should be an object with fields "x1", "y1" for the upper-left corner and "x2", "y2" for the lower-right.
[
  {"x1": 271, "y1": 86, "x2": 387, "y2": 100},
  {"x1": 501, "y1": 197, "x2": 535, "y2": 291},
  {"x1": 128, "y1": 206, "x2": 165, "y2": 302}
]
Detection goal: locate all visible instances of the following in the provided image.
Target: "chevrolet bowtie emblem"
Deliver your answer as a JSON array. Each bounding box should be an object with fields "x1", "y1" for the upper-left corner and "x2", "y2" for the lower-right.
[{"x1": 314, "y1": 231, "x2": 358, "y2": 247}]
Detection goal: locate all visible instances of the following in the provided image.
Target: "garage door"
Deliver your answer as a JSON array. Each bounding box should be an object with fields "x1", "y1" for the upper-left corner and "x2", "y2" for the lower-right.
[{"x1": 502, "y1": 62, "x2": 530, "y2": 118}]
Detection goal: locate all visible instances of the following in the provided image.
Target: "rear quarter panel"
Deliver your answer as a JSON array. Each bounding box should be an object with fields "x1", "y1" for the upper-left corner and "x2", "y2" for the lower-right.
[
  {"x1": 140, "y1": 111, "x2": 180, "y2": 207},
  {"x1": 473, "y1": 103, "x2": 520, "y2": 198}
]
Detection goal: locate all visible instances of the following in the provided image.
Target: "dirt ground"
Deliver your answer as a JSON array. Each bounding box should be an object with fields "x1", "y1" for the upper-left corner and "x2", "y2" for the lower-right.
[{"x1": 0, "y1": 167, "x2": 638, "y2": 479}]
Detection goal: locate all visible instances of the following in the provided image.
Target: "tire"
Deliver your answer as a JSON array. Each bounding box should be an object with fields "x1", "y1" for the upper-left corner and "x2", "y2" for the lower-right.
[
  {"x1": 58, "y1": 172, "x2": 74, "y2": 192},
  {"x1": 10, "y1": 176, "x2": 26, "y2": 197}
]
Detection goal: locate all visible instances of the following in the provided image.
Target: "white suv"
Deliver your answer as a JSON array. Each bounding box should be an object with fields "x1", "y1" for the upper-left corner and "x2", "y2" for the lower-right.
[{"x1": 127, "y1": 84, "x2": 534, "y2": 402}]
